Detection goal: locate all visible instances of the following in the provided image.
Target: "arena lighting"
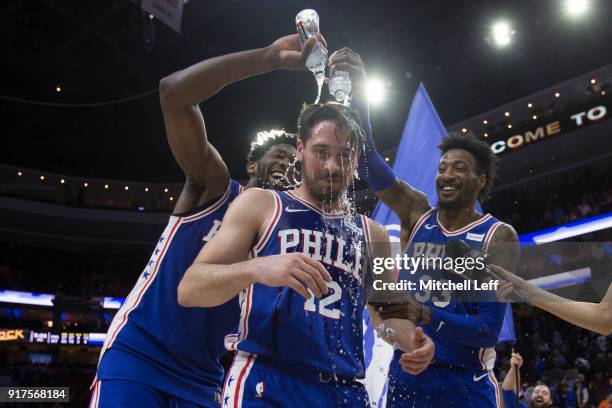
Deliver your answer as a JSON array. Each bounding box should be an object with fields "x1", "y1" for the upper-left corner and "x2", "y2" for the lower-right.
[
  {"x1": 39, "y1": 175, "x2": 45, "y2": 181},
  {"x1": 366, "y1": 77, "x2": 387, "y2": 105},
  {"x1": 144, "y1": 187, "x2": 149, "y2": 192},
  {"x1": 564, "y1": 0, "x2": 590, "y2": 17},
  {"x1": 60, "y1": 178, "x2": 65, "y2": 184},
  {"x1": 124, "y1": 185, "x2": 129, "y2": 191},
  {"x1": 104, "y1": 184, "x2": 109, "y2": 189},
  {"x1": 482, "y1": 119, "x2": 488, "y2": 124},
  {"x1": 461, "y1": 128, "x2": 467, "y2": 133},
  {"x1": 520, "y1": 212, "x2": 612, "y2": 245},
  {"x1": 164, "y1": 187, "x2": 169, "y2": 193},
  {"x1": 17, "y1": 171, "x2": 22, "y2": 176},
  {"x1": 55, "y1": 86, "x2": 61, "y2": 93},
  {"x1": 555, "y1": 92, "x2": 560, "y2": 98},
  {"x1": 507, "y1": 124, "x2": 512, "y2": 129},
  {"x1": 491, "y1": 20, "x2": 513, "y2": 47},
  {"x1": 527, "y1": 102, "x2": 533, "y2": 108},
  {"x1": 484, "y1": 133, "x2": 488, "y2": 137},
  {"x1": 384, "y1": 157, "x2": 390, "y2": 162},
  {"x1": 83, "y1": 181, "x2": 88, "y2": 187},
  {"x1": 532, "y1": 114, "x2": 538, "y2": 120},
  {"x1": 590, "y1": 78, "x2": 596, "y2": 84},
  {"x1": 504, "y1": 111, "x2": 510, "y2": 117},
  {"x1": 169, "y1": 196, "x2": 174, "y2": 201}
]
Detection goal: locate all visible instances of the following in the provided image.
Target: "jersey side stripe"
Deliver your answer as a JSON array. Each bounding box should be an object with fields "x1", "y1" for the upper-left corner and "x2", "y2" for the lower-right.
[
  {"x1": 406, "y1": 208, "x2": 435, "y2": 249},
  {"x1": 99, "y1": 216, "x2": 183, "y2": 359},
  {"x1": 253, "y1": 191, "x2": 282, "y2": 254},
  {"x1": 182, "y1": 182, "x2": 232, "y2": 223}
]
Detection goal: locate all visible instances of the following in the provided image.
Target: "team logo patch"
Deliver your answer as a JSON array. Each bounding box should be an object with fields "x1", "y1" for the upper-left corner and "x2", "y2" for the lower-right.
[
  {"x1": 255, "y1": 381, "x2": 265, "y2": 398},
  {"x1": 466, "y1": 232, "x2": 485, "y2": 242}
]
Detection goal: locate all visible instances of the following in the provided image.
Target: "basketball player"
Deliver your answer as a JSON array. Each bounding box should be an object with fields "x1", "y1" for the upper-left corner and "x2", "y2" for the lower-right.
[
  {"x1": 330, "y1": 46, "x2": 519, "y2": 408},
  {"x1": 494, "y1": 265, "x2": 612, "y2": 335},
  {"x1": 178, "y1": 102, "x2": 432, "y2": 407},
  {"x1": 90, "y1": 34, "x2": 321, "y2": 408}
]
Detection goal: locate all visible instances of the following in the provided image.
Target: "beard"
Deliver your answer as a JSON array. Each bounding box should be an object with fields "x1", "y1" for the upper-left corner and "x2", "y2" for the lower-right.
[{"x1": 529, "y1": 399, "x2": 551, "y2": 408}]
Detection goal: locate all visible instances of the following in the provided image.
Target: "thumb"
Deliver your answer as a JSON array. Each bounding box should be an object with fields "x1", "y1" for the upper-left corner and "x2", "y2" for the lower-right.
[
  {"x1": 414, "y1": 327, "x2": 425, "y2": 342},
  {"x1": 300, "y1": 37, "x2": 317, "y2": 62}
]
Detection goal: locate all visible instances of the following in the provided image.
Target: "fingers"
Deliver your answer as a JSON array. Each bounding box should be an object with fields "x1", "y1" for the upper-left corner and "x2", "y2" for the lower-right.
[
  {"x1": 287, "y1": 276, "x2": 311, "y2": 300},
  {"x1": 301, "y1": 255, "x2": 332, "y2": 282},
  {"x1": 299, "y1": 261, "x2": 329, "y2": 296},
  {"x1": 293, "y1": 269, "x2": 324, "y2": 298},
  {"x1": 399, "y1": 353, "x2": 429, "y2": 375}
]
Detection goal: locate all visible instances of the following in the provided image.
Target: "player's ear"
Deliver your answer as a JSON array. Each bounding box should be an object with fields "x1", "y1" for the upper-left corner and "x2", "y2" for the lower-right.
[
  {"x1": 246, "y1": 162, "x2": 257, "y2": 178},
  {"x1": 296, "y1": 139, "x2": 305, "y2": 162}
]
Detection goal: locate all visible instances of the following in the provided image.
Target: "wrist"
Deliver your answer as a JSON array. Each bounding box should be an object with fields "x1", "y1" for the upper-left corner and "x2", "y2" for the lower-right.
[
  {"x1": 261, "y1": 45, "x2": 283, "y2": 71},
  {"x1": 237, "y1": 258, "x2": 260, "y2": 286}
]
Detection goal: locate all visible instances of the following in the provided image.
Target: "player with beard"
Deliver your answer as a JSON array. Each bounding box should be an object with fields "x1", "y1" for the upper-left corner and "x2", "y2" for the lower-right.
[
  {"x1": 178, "y1": 102, "x2": 434, "y2": 407},
  {"x1": 502, "y1": 352, "x2": 552, "y2": 408},
  {"x1": 330, "y1": 49, "x2": 519, "y2": 407},
  {"x1": 90, "y1": 34, "x2": 317, "y2": 408}
]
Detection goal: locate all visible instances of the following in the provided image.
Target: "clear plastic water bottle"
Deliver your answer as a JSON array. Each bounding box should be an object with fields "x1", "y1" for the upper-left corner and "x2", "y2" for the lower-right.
[
  {"x1": 296, "y1": 9, "x2": 328, "y2": 101},
  {"x1": 328, "y1": 70, "x2": 352, "y2": 104}
]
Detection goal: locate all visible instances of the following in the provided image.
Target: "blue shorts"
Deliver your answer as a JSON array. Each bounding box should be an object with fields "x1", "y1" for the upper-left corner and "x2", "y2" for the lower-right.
[
  {"x1": 222, "y1": 352, "x2": 369, "y2": 408},
  {"x1": 387, "y1": 359, "x2": 501, "y2": 408},
  {"x1": 90, "y1": 378, "x2": 219, "y2": 408}
]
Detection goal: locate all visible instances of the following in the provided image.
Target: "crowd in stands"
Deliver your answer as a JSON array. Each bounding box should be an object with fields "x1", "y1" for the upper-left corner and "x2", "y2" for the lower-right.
[{"x1": 497, "y1": 308, "x2": 611, "y2": 407}]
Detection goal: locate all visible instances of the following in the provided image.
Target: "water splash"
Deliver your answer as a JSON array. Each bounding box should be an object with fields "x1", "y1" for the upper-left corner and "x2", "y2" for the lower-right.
[{"x1": 314, "y1": 72, "x2": 325, "y2": 104}]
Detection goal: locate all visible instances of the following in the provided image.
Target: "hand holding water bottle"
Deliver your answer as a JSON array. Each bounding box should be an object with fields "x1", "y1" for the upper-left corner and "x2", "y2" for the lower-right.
[
  {"x1": 266, "y1": 34, "x2": 327, "y2": 71},
  {"x1": 329, "y1": 47, "x2": 367, "y2": 99}
]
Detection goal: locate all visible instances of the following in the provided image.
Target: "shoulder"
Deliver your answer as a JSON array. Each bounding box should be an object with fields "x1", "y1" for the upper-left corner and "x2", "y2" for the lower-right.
[{"x1": 489, "y1": 221, "x2": 518, "y2": 244}]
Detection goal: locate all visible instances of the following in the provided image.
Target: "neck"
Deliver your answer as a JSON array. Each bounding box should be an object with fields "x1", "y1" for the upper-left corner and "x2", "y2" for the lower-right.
[
  {"x1": 437, "y1": 204, "x2": 481, "y2": 231},
  {"x1": 244, "y1": 178, "x2": 258, "y2": 190},
  {"x1": 293, "y1": 184, "x2": 347, "y2": 214}
]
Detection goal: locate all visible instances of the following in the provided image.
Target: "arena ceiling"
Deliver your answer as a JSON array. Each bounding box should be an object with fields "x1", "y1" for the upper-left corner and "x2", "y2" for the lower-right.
[{"x1": 2, "y1": 0, "x2": 611, "y2": 182}]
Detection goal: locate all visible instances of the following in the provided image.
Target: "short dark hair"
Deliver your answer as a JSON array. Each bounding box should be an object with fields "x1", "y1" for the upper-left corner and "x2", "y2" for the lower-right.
[
  {"x1": 247, "y1": 129, "x2": 298, "y2": 163},
  {"x1": 438, "y1": 131, "x2": 499, "y2": 202},
  {"x1": 297, "y1": 102, "x2": 365, "y2": 152}
]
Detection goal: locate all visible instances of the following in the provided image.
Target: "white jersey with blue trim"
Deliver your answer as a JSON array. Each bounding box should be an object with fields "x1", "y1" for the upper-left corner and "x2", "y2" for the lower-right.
[
  {"x1": 400, "y1": 208, "x2": 506, "y2": 371},
  {"x1": 225, "y1": 190, "x2": 372, "y2": 381},
  {"x1": 96, "y1": 180, "x2": 242, "y2": 402}
]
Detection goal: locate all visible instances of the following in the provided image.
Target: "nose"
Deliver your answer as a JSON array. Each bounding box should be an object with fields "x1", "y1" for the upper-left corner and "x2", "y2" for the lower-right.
[{"x1": 322, "y1": 155, "x2": 342, "y2": 174}]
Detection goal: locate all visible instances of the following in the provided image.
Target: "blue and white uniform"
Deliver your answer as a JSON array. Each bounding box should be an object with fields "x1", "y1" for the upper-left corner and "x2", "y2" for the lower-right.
[
  {"x1": 223, "y1": 190, "x2": 371, "y2": 408},
  {"x1": 91, "y1": 180, "x2": 243, "y2": 408},
  {"x1": 387, "y1": 208, "x2": 507, "y2": 408}
]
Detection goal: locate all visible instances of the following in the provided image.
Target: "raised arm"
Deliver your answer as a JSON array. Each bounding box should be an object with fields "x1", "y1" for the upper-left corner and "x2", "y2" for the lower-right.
[
  {"x1": 329, "y1": 48, "x2": 431, "y2": 247},
  {"x1": 178, "y1": 189, "x2": 331, "y2": 307},
  {"x1": 160, "y1": 34, "x2": 317, "y2": 213}
]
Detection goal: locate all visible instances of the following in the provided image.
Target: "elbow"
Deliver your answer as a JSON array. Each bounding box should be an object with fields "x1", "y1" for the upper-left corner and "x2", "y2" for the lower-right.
[
  {"x1": 177, "y1": 278, "x2": 195, "y2": 307},
  {"x1": 159, "y1": 73, "x2": 183, "y2": 109}
]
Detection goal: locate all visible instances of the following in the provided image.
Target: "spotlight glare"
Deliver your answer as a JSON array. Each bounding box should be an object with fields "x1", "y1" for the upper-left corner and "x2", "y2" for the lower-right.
[
  {"x1": 60, "y1": 178, "x2": 65, "y2": 184},
  {"x1": 504, "y1": 111, "x2": 510, "y2": 117},
  {"x1": 532, "y1": 115, "x2": 538, "y2": 120},
  {"x1": 366, "y1": 78, "x2": 387, "y2": 105},
  {"x1": 602, "y1": 91, "x2": 607, "y2": 96},
  {"x1": 527, "y1": 102, "x2": 533, "y2": 108},
  {"x1": 17, "y1": 171, "x2": 22, "y2": 176},
  {"x1": 55, "y1": 86, "x2": 61, "y2": 93},
  {"x1": 491, "y1": 20, "x2": 513, "y2": 47},
  {"x1": 169, "y1": 196, "x2": 174, "y2": 201},
  {"x1": 554, "y1": 92, "x2": 560, "y2": 98},
  {"x1": 124, "y1": 185, "x2": 129, "y2": 191},
  {"x1": 84, "y1": 182, "x2": 88, "y2": 187},
  {"x1": 384, "y1": 157, "x2": 390, "y2": 162},
  {"x1": 564, "y1": 0, "x2": 590, "y2": 17},
  {"x1": 590, "y1": 78, "x2": 596, "y2": 84},
  {"x1": 39, "y1": 175, "x2": 45, "y2": 181},
  {"x1": 461, "y1": 128, "x2": 467, "y2": 133},
  {"x1": 507, "y1": 124, "x2": 512, "y2": 129},
  {"x1": 145, "y1": 187, "x2": 149, "y2": 192},
  {"x1": 104, "y1": 184, "x2": 109, "y2": 189},
  {"x1": 483, "y1": 120, "x2": 488, "y2": 125},
  {"x1": 484, "y1": 133, "x2": 488, "y2": 137},
  {"x1": 164, "y1": 188, "x2": 169, "y2": 193}
]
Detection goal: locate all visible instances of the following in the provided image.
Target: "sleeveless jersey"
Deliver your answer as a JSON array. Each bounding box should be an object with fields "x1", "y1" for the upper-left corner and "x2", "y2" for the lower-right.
[
  {"x1": 226, "y1": 190, "x2": 372, "y2": 380},
  {"x1": 399, "y1": 208, "x2": 506, "y2": 371},
  {"x1": 97, "y1": 180, "x2": 243, "y2": 402}
]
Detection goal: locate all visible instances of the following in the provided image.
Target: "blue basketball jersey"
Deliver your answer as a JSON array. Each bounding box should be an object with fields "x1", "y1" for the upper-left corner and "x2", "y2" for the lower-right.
[
  {"x1": 96, "y1": 180, "x2": 243, "y2": 404},
  {"x1": 226, "y1": 190, "x2": 371, "y2": 380},
  {"x1": 399, "y1": 208, "x2": 506, "y2": 371}
]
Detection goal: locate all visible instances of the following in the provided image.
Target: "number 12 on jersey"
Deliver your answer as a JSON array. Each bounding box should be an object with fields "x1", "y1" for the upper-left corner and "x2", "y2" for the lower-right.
[{"x1": 304, "y1": 281, "x2": 342, "y2": 319}]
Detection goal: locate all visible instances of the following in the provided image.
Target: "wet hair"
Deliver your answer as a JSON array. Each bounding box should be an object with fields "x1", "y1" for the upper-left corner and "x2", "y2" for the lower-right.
[
  {"x1": 247, "y1": 129, "x2": 298, "y2": 163},
  {"x1": 438, "y1": 131, "x2": 499, "y2": 202},
  {"x1": 296, "y1": 102, "x2": 365, "y2": 152}
]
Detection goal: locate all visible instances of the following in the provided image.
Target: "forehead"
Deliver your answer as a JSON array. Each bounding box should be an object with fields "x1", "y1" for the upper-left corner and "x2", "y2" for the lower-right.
[
  {"x1": 307, "y1": 120, "x2": 353, "y2": 149},
  {"x1": 439, "y1": 148, "x2": 476, "y2": 166},
  {"x1": 534, "y1": 385, "x2": 550, "y2": 393},
  {"x1": 263, "y1": 143, "x2": 296, "y2": 157}
]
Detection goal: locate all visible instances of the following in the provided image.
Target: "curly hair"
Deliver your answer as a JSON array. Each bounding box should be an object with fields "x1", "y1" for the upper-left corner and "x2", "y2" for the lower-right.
[
  {"x1": 247, "y1": 129, "x2": 298, "y2": 163},
  {"x1": 438, "y1": 131, "x2": 499, "y2": 202}
]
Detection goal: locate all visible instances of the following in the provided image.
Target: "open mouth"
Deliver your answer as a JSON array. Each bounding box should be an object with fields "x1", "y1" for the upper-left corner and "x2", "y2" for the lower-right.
[
  {"x1": 439, "y1": 184, "x2": 459, "y2": 194},
  {"x1": 270, "y1": 170, "x2": 288, "y2": 185}
]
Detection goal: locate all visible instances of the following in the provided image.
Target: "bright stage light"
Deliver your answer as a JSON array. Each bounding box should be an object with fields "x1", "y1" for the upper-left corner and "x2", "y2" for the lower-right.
[
  {"x1": 366, "y1": 78, "x2": 387, "y2": 104},
  {"x1": 491, "y1": 21, "x2": 513, "y2": 47},
  {"x1": 564, "y1": 0, "x2": 590, "y2": 17}
]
